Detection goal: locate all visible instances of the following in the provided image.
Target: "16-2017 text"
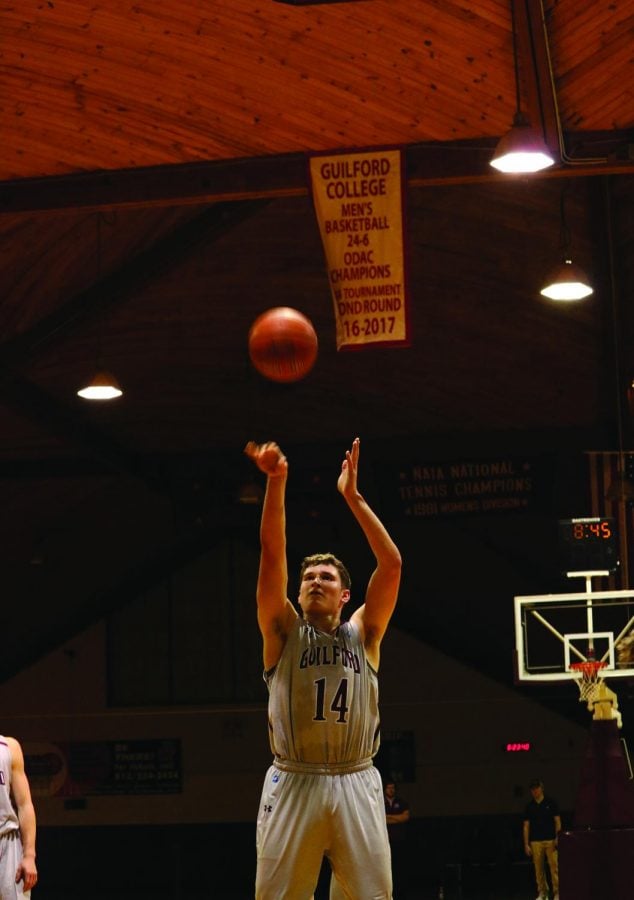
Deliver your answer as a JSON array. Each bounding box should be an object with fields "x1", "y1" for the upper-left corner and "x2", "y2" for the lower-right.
[{"x1": 342, "y1": 317, "x2": 396, "y2": 338}]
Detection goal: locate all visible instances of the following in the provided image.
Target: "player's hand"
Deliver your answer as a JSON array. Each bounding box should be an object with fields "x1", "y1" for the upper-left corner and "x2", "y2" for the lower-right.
[
  {"x1": 244, "y1": 441, "x2": 288, "y2": 478},
  {"x1": 16, "y1": 855, "x2": 37, "y2": 891},
  {"x1": 337, "y1": 437, "x2": 360, "y2": 499}
]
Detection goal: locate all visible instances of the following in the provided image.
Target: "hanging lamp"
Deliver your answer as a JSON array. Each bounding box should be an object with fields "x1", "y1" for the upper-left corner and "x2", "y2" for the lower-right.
[
  {"x1": 490, "y1": 1, "x2": 555, "y2": 174},
  {"x1": 77, "y1": 214, "x2": 124, "y2": 400},
  {"x1": 540, "y1": 187, "x2": 593, "y2": 301},
  {"x1": 77, "y1": 369, "x2": 123, "y2": 400},
  {"x1": 540, "y1": 260, "x2": 594, "y2": 301}
]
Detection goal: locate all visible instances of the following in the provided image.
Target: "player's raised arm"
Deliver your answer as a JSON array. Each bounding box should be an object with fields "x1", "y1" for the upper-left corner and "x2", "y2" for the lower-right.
[
  {"x1": 244, "y1": 441, "x2": 297, "y2": 669},
  {"x1": 339, "y1": 438, "x2": 402, "y2": 664}
]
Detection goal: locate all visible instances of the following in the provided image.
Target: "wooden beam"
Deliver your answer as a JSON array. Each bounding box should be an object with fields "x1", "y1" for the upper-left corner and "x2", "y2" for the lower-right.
[
  {"x1": 0, "y1": 137, "x2": 633, "y2": 215},
  {"x1": 0, "y1": 200, "x2": 268, "y2": 366}
]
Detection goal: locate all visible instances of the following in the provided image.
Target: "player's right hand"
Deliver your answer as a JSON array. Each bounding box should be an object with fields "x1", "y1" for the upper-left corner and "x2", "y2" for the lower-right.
[
  {"x1": 244, "y1": 441, "x2": 288, "y2": 477},
  {"x1": 16, "y1": 855, "x2": 38, "y2": 891}
]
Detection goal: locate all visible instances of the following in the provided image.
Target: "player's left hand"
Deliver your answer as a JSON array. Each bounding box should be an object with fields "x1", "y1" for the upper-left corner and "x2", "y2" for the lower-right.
[
  {"x1": 16, "y1": 856, "x2": 37, "y2": 891},
  {"x1": 337, "y1": 437, "x2": 360, "y2": 498}
]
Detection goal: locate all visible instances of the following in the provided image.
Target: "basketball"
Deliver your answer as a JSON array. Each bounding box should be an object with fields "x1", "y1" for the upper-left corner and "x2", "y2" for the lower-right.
[{"x1": 248, "y1": 307, "x2": 318, "y2": 383}]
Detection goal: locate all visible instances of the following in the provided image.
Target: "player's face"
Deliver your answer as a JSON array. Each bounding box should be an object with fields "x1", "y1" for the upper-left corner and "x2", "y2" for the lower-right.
[{"x1": 298, "y1": 564, "x2": 350, "y2": 616}]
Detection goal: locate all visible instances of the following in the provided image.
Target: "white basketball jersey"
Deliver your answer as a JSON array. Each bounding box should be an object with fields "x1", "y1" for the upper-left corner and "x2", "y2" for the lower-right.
[
  {"x1": 0, "y1": 738, "x2": 19, "y2": 836},
  {"x1": 264, "y1": 618, "x2": 380, "y2": 765}
]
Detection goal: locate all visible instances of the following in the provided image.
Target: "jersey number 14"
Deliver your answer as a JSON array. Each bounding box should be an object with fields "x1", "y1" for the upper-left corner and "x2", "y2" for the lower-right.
[{"x1": 313, "y1": 677, "x2": 349, "y2": 723}]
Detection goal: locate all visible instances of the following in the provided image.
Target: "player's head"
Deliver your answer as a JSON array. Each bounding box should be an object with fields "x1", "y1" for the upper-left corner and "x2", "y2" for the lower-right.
[
  {"x1": 299, "y1": 553, "x2": 351, "y2": 590},
  {"x1": 298, "y1": 553, "x2": 351, "y2": 619}
]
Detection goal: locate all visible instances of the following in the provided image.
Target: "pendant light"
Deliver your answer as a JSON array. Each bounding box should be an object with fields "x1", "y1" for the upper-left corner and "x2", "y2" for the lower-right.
[
  {"x1": 540, "y1": 186, "x2": 593, "y2": 301},
  {"x1": 77, "y1": 369, "x2": 123, "y2": 400},
  {"x1": 490, "y1": 1, "x2": 555, "y2": 174},
  {"x1": 77, "y1": 214, "x2": 124, "y2": 400}
]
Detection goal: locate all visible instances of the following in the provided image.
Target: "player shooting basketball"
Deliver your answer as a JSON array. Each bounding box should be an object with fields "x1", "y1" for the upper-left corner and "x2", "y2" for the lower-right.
[{"x1": 245, "y1": 437, "x2": 402, "y2": 900}]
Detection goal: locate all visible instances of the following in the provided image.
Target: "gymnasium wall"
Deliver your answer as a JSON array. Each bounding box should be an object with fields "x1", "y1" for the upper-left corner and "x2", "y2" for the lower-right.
[{"x1": 0, "y1": 618, "x2": 588, "y2": 828}]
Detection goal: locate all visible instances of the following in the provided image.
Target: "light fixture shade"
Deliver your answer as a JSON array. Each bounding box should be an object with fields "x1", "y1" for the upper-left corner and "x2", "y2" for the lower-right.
[
  {"x1": 77, "y1": 369, "x2": 123, "y2": 400},
  {"x1": 540, "y1": 259, "x2": 594, "y2": 301},
  {"x1": 490, "y1": 120, "x2": 556, "y2": 173}
]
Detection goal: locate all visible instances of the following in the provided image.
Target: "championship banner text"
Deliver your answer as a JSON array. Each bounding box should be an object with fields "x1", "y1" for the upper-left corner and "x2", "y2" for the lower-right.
[{"x1": 309, "y1": 149, "x2": 409, "y2": 350}]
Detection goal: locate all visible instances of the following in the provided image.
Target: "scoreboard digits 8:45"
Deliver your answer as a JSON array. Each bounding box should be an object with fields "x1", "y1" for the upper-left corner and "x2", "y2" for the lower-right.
[
  {"x1": 558, "y1": 517, "x2": 619, "y2": 573},
  {"x1": 571, "y1": 519, "x2": 612, "y2": 540}
]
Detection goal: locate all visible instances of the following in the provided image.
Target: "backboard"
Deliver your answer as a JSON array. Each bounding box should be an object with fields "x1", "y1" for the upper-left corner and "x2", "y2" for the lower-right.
[{"x1": 514, "y1": 586, "x2": 634, "y2": 683}]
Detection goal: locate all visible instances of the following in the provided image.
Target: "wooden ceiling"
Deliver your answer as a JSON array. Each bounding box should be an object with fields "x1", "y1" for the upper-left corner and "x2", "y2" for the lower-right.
[
  {"x1": 3, "y1": 0, "x2": 633, "y2": 180},
  {"x1": 1, "y1": 0, "x2": 634, "y2": 685}
]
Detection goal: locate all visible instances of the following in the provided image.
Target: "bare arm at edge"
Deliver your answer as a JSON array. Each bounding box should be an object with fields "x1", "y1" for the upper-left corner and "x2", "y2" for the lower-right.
[{"x1": 7, "y1": 737, "x2": 37, "y2": 891}]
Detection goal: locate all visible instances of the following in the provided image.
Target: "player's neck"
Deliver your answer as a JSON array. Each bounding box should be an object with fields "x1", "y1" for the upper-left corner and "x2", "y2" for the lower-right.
[{"x1": 305, "y1": 612, "x2": 341, "y2": 634}]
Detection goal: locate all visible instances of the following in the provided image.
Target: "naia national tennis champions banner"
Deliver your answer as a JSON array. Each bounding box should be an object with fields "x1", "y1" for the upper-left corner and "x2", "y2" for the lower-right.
[{"x1": 309, "y1": 148, "x2": 410, "y2": 350}]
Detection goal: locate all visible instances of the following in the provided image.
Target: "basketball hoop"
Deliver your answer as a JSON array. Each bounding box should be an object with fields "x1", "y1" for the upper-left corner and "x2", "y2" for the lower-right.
[{"x1": 570, "y1": 659, "x2": 608, "y2": 703}]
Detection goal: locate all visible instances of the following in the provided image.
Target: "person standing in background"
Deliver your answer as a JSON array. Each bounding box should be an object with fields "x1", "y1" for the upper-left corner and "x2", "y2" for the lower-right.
[
  {"x1": 523, "y1": 778, "x2": 560, "y2": 900},
  {"x1": 384, "y1": 779, "x2": 410, "y2": 898}
]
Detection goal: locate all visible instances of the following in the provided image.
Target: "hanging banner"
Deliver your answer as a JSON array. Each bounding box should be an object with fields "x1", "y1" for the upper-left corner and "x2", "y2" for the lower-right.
[
  {"x1": 309, "y1": 148, "x2": 410, "y2": 350},
  {"x1": 376, "y1": 453, "x2": 553, "y2": 519}
]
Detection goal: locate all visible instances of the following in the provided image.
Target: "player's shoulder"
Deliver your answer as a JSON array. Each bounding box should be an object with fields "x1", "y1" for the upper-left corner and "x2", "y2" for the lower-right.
[
  {"x1": 0, "y1": 736, "x2": 20, "y2": 760},
  {"x1": 340, "y1": 619, "x2": 364, "y2": 646},
  {"x1": 341, "y1": 616, "x2": 360, "y2": 636}
]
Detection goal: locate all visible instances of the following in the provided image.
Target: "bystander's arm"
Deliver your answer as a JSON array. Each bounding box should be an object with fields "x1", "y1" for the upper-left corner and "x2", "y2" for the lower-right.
[
  {"x1": 523, "y1": 820, "x2": 532, "y2": 856},
  {"x1": 386, "y1": 809, "x2": 410, "y2": 825}
]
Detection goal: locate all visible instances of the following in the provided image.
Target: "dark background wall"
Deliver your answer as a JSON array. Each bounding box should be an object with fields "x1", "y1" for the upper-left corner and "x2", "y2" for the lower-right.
[{"x1": 1, "y1": 429, "x2": 632, "y2": 898}]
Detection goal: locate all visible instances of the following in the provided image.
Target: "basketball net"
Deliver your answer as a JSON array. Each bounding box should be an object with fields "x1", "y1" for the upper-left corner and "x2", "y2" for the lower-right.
[
  {"x1": 570, "y1": 659, "x2": 608, "y2": 704},
  {"x1": 570, "y1": 659, "x2": 622, "y2": 727}
]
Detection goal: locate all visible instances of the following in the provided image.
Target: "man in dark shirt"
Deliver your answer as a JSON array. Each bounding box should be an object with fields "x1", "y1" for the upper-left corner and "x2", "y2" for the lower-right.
[
  {"x1": 523, "y1": 779, "x2": 561, "y2": 900},
  {"x1": 384, "y1": 780, "x2": 410, "y2": 898}
]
